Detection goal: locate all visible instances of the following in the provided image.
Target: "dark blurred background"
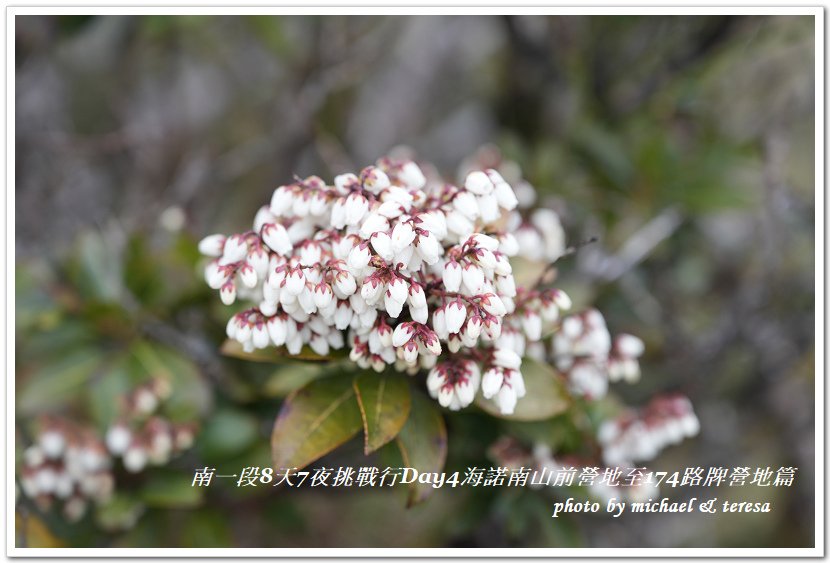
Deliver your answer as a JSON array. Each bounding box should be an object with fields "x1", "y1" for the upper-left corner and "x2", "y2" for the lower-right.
[{"x1": 15, "y1": 15, "x2": 815, "y2": 548}]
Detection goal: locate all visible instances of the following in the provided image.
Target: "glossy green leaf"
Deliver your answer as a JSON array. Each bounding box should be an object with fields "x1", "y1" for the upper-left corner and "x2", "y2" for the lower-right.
[
  {"x1": 353, "y1": 374, "x2": 411, "y2": 454},
  {"x1": 395, "y1": 392, "x2": 447, "y2": 507},
  {"x1": 475, "y1": 357, "x2": 571, "y2": 421},
  {"x1": 271, "y1": 376, "x2": 362, "y2": 471},
  {"x1": 263, "y1": 363, "x2": 330, "y2": 398}
]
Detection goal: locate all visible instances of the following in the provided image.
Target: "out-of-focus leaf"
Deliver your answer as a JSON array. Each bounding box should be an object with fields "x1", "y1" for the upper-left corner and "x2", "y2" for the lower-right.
[
  {"x1": 570, "y1": 122, "x2": 634, "y2": 189},
  {"x1": 95, "y1": 494, "x2": 145, "y2": 532},
  {"x1": 263, "y1": 363, "x2": 331, "y2": 397},
  {"x1": 15, "y1": 265, "x2": 58, "y2": 334},
  {"x1": 196, "y1": 407, "x2": 259, "y2": 461},
  {"x1": 17, "y1": 350, "x2": 104, "y2": 415},
  {"x1": 18, "y1": 319, "x2": 96, "y2": 361},
  {"x1": 87, "y1": 354, "x2": 132, "y2": 429},
  {"x1": 221, "y1": 339, "x2": 345, "y2": 363},
  {"x1": 353, "y1": 374, "x2": 411, "y2": 454},
  {"x1": 475, "y1": 357, "x2": 571, "y2": 421},
  {"x1": 140, "y1": 470, "x2": 204, "y2": 508},
  {"x1": 271, "y1": 376, "x2": 362, "y2": 471},
  {"x1": 396, "y1": 392, "x2": 447, "y2": 507},
  {"x1": 179, "y1": 509, "x2": 233, "y2": 548},
  {"x1": 15, "y1": 512, "x2": 65, "y2": 548},
  {"x1": 124, "y1": 235, "x2": 164, "y2": 306},
  {"x1": 69, "y1": 230, "x2": 124, "y2": 303}
]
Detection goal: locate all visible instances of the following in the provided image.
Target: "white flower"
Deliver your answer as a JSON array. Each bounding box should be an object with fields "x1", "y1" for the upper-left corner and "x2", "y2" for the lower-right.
[
  {"x1": 239, "y1": 264, "x2": 257, "y2": 288},
  {"x1": 399, "y1": 161, "x2": 426, "y2": 189},
  {"x1": 205, "y1": 262, "x2": 228, "y2": 289},
  {"x1": 270, "y1": 186, "x2": 294, "y2": 216},
  {"x1": 221, "y1": 235, "x2": 248, "y2": 264},
  {"x1": 198, "y1": 234, "x2": 225, "y2": 257},
  {"x1": 495, "y1": 385, "x2": 518, "y2": 415},
  {"x1": 477, "y1": 193, "x2": 501, "y2": 224},
  {"x1": 521, "y1": 311, "x2": 542, "y2": 341},
  {"x1": 415, "y1": 231, "x2": 442, "y2": 265},
  {"x1": 444, "y1": 300, "x2": 467, "y2": 334},
  {"x1": 392, "y1": 322, "x2": 416, "y2": 347},
  {"x1": 347, "y1": 243, "x2": 372, "y2": 272},
  {"x1": 464, "y1": 171, "x2": 493, "y2": 195},
  {"x1": 344, "y1": 193, "x2": 370, "y2": 226},
  {"x1": 443, "y1": 260, "x2": 462, "y2": 292},
  {"x1": 617, "y1": 334, "x2": 645, "y2": 357},
  {"x1": 481, "y1": 368, "x2": 504, "y2": 399},
  {"x1": 284, "y1": 268, "x2": 306, "y2": 296},
  {"x1": 335, "y1": 173, "x2": 358, "y2": 194},
  {"x1": 453, "y1": 191, "x2": 480, "y2": 220},
  {"x1": 362, "y1": 167, "x2": 391, "y2": 193},
  {"x1": 407, "y1": 283, "x2": 427, "y2": 309},
  {"x1": 333, "y1": 271, "x2": 357, "y2": 297},
  {"x1": 493, "y1": 348, "x2": 521, "y2": 370},
  {"x1": 494, "y1": 180, "x2": 519, "y2": 210},
  {"x1": 391, "y1": 221, "x2": 416, "y2": 252},
  {"x1": 498, "y1": 233, "x2": 520, "y2": 256},
  {"x1": 123, "y1": 445, "x2": 148, "y2": 473},
  {"x1": 360, "y1": 213, "x2": 389, "y2": 238},
  {"x1": 461, "y1": 263, "x2": 485, "y2": 294},
  {"x1": 220, "y1": 283, "x2": 237, "y2": 305},
  {"x1": 261, "y1": 223, "x2": 293, "y2": 256},
  {"x1": 370, "y1": 231, "x2": 394, "y2": 262}
]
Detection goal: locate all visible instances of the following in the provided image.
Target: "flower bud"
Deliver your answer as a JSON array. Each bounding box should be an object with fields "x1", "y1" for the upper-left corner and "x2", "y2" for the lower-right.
[{"x1": 198, "y1": 234, "x2": 225, "y2": 257}]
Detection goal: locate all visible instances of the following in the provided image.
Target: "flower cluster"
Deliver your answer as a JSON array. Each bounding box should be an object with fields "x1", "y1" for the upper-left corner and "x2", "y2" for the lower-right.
[
  {"x1": 19, "y1": 417, "x2": 114, "y2": 522},
  {"x1": 200, "y1": 154, "x2": 576, "y2": 415},
  {"x1": 105, "y1": 379, "x2": 196, "y2": 473},
  {"x1": 598, "y1": 394, "x2": 700, "y2": 467},
  {"x1": 531, "y1": 444, "x2": 658, "y2": 503},
  {"x1": 552, "y1": 308, "x2": 644, "y2": 399}
]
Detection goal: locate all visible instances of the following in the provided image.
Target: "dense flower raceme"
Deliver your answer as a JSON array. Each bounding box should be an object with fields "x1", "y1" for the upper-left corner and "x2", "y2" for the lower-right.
[{"x1": 200, "y1": 155, "x2": 646, "y2": 416}]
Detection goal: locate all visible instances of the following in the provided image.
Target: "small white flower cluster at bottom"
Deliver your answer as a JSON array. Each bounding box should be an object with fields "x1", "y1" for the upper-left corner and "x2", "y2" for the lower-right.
[
  {"x1": 104, "y1": 379, "x2": 196, "y2": 473},
  {"x1": 19, "y1": 417, "x2": 114, "y2": 522},
  {"x1": 531, "y1": 444, "x2": 659, "y2": 504},
  {"x1": 598, "y1": 394, "x2": 700, "y2": 467}
]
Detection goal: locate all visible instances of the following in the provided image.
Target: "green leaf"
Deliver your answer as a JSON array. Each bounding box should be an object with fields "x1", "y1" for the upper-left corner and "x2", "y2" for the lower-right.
[
  {"x1": 271, "y1": 376, "x2": 362, "y2": 471},
  {"x1": 140, "y1": 470, "x2": 204, "y2": 508},
  {"x1": 95, "y1": 494, "x2": 145, "y2": 532},
  {"x1": 220, "y1": 339, "x2": 345, "y2": 363},
  {"x1": 395, "y1": 392, "x2": 447, "y2": 507},
  {"x1": 353, "y1": 374, "x2": 411, "y2": 454},
  {"x1": 263, "y1": 363, "x2": 331, "y2": 398},
  {"x1": 17, "y1": 349, "x2": 104, "y2": 415},
  {"x1": 124, "y1": 235, "x2": 165, "y2": 306},
  {"x1": 475, "y1": 357, "x2": 571, "y2": 421},
  {"x1": 87, "y1": 354, "x2": 133, "y2": 428},
  {"x1": 69, "y1": 230, "x2": 124, "y2": 303},
  {"x1": 196, "y1": 407, "x2": 260, "y2": 461}
]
